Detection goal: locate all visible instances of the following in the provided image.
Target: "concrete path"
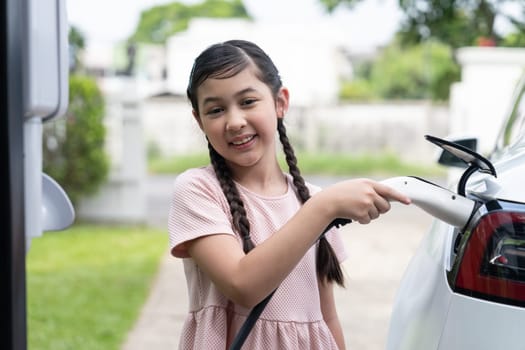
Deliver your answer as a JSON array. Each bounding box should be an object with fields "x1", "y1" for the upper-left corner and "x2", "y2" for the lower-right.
[{"x1": 121, "y1": 175, "x2": 438, "y2": 350}]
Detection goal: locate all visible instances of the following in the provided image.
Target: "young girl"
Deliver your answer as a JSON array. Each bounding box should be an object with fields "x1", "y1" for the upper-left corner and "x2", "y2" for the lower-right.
[{"x1": 168, "y1": 39, "x2": 410, "y2": 349}]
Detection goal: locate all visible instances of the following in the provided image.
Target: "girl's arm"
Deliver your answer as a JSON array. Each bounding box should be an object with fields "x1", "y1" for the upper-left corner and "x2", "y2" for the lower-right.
[
  {"x1": 186, "y1": 195, "x2": 335, "y2": 308},
  {"x1": 186, "y1": 179, "x2": 410, "y2": 308},
  {"x1": 319, "y1": 280, "x2": 346, "y2": 350}
]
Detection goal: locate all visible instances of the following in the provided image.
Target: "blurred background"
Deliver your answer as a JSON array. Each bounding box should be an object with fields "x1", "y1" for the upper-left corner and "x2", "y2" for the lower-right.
[{"x1": 27, "y1": 0, "x2": 525, "y2": 349}]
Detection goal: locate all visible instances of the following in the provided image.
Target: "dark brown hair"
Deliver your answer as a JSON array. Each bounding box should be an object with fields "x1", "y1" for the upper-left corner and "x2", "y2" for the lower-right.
[{"x1": 187, "y1": 40, "x2": 344, "y2": 286}]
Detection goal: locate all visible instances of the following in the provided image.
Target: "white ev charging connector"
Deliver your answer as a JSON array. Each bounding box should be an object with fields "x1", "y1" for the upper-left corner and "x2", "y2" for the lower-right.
[{"x1": 381, "y1": 176, "x2": 476, "y2": 228}]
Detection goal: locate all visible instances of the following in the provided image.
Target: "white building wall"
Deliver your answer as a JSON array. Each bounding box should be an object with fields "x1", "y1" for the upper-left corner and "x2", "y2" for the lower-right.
[
  {"x1": 449, "y1": 47, "x2": 525, "y2": 154},
  {"x1": 143, "y1": 95, "x2": 206, "y2": 155},
  {"x1": 288, "y1": 102, "x2": 449, "y2": 164},
  {"x1": 166, "y1": 18, "x2": 353, "y2": 106},
  {"x1": 143, "y1": 97, "x2": 449, "y2": 165}
]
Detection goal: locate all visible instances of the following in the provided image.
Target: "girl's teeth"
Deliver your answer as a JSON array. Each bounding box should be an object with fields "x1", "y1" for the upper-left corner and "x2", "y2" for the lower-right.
[{"x1": 232, "y1": 136, "x2": 253, "y2": 145}]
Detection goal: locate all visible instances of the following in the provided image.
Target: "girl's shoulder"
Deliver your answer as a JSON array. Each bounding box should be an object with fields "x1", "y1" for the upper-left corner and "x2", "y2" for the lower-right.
[
  {"x1": 173, "y1": 165, "x2": 221, "y2": 195},
  {"x1": 175, "y1": 164, "x2": 214, "y2": 182}
]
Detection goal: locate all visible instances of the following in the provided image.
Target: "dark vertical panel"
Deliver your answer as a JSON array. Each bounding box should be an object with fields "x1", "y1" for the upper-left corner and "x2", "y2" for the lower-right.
[{"x1": 0, "y1": 0, "x2": 27, "y2": 348}]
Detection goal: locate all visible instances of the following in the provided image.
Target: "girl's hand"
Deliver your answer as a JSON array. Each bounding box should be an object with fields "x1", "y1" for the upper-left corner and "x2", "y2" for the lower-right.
[{"x1": 316, "y1": 179, "x2": 411, "y2": 224}]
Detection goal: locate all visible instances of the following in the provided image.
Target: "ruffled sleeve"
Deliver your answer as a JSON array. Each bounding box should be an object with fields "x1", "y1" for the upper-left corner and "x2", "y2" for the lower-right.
[{"x1": 168, "y1": 167, "x2": 235, "y2": 258}]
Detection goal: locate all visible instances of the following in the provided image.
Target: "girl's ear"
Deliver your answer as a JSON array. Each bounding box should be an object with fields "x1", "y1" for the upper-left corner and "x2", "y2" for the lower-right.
[
  {"x1": 276, "y1": 87, "x2": 290, "y2": 119},
  {"x1": 192, "y1": 109, "x2": 204, "y2": 130}
]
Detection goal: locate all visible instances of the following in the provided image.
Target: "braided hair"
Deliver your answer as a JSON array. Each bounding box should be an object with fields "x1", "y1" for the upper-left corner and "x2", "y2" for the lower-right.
[{"x1": 187, "y1": 40, "x2": 344, "y2": 286}]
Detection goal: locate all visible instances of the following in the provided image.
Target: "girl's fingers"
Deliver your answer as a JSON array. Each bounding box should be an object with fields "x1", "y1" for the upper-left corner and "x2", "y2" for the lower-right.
[
  {"x1": 373, "y1": 194, "x2": 391, "y2": 214},
  {"x1": 374, "y1": 182, "x2": 411, "y2": 205},
  {"x1": 368, "y1": 206, "x2": 380, "y2": 220}
]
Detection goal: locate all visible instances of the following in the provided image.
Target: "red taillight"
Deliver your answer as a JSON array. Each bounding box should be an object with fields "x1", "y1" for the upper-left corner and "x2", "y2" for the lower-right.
[{"x1": 454, "y1": 210, "x2": 525, "y2": 306}]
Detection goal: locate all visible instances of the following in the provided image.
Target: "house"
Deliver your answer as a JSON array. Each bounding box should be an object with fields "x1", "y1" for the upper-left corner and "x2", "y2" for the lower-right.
[{"x1": 165, "y1": 18, "x2": 359, "y2": 106}]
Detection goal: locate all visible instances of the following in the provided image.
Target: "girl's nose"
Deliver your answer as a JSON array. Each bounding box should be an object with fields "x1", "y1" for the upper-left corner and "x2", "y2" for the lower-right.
[{"x1": 225, "y1": 109, "x2": 247, "y2": 131}]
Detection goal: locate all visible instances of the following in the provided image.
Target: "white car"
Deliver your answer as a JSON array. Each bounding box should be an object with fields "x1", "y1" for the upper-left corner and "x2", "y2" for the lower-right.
[{"x1": 385, "y1": 73, "x2": 525, "y2": 350}]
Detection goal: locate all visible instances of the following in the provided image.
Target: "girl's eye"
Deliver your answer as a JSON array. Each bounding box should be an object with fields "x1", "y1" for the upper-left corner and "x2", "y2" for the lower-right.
[
  {"x1": 242, "y1": 98, "x2": 257, "y2": 106},
  {"x1": 206, "y1": 107, "x2": 223, "y2": 116}
]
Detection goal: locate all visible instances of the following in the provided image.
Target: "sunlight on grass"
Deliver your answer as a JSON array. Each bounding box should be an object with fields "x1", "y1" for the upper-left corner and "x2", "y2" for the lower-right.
[
  {"x1": 26, "y1": 224, "x2": 168, "y2": 350},
  {"x1": 149, "y1": 152, "x2": 445, "y2": 177}
]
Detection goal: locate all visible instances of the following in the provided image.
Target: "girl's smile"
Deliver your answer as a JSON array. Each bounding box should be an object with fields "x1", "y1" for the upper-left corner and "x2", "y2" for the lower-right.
[{"x1": 229, "y1": 134, "x2": 257, "y2": 149}]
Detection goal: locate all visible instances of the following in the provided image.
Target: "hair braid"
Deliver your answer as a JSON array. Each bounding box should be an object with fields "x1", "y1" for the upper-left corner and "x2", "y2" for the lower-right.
[
  {"x1": 208, "y1": 142, "x2": 255, "y2": 254},
  {"x1": 277, "y1": 119, "x2": 345, "y2": 287},
  {"x1": 277, "y1": 120, "x2": 310, "y2": 201}
]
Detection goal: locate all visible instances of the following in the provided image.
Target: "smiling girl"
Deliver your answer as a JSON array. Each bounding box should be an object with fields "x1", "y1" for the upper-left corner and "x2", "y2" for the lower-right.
[{"x1": 168, "y1": 40, "x2": 410, "y2": 349}]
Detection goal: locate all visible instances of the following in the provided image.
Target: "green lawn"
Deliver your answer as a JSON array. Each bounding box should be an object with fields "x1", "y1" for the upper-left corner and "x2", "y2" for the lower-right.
[
  {"x1": 149, "y1": 152, "x2": 446, "y2": 177},
  {"x1": 26, "y1": 224, "x2": 167, "y2": 350}
]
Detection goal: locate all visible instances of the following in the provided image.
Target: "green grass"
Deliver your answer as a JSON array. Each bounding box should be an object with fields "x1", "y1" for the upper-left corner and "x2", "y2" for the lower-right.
[
  {"x1": 288, "y1": 152, "x2": 445, "y2": 177},
  {"x1": 149, "y1": 153, "x2": 210, "y2": 174},
  {"x1": 26, "y1": 224, "x2": 168, "y2": 350},
  {"x1": 149, "y1": 152, "x2": 445, "y2": 177}
]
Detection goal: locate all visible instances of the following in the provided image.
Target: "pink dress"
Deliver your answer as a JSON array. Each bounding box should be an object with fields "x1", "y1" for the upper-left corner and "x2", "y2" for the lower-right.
[{"x1": 168, "y1": 166, "x2": 347, "y2": 349}]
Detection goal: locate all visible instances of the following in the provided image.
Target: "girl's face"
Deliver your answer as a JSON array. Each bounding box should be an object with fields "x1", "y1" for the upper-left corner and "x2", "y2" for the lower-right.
[{"x1": 193, "y1": 66, "x2": 289, "y2": 173}]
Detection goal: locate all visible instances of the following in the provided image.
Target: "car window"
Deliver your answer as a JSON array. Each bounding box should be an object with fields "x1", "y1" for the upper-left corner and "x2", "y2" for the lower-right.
[{"x1": 494, "y1": 73, "x2": 525, "y2": 153}]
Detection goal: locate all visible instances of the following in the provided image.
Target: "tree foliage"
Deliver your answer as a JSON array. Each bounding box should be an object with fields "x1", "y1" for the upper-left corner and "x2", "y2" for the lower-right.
[
  {"x1": 320, "y1": 0, "x2": 359, "y2": 12},
  {"x1": 68, "y1": 25, "x2": 85, "y2": 72},
  {"x1": 129, "y1": 0, "x2": 250, "y2": 44},
  {"x1": 397, "y1": 0, "x2": 525, "y2": 48},
  {"x1": 43, "y1": 75, "x2": 109, "y2": 206},
  {"x1": 502, "y1": 31, "x2": 525, "y2": 47},
  {"x1": 340, "y1": 40, "x2": 460, "y2": 101},
  {"x1": 320, "y1": 0, "x2": 525, "y2": 48},
  {"x1": 374, "y1": 40, "x2": 460, "y2": 100}
]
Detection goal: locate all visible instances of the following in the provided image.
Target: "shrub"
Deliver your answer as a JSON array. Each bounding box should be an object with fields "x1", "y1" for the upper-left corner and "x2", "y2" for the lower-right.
[
  {"x1": 372, "y1": 40, "x2": 460, "y2": 101},
  {"x1": 43, "y1": 75, "x2": 109, "y2": 206},
  {"x1": 339, "y1": 78, "x2": 376, "y2": 101},
  {"x1": 502, "y1": 32, "x2": 525, "y2": 48},
  {"x1": 340, "y1": 40, "x2": 460, "y2": 102}
]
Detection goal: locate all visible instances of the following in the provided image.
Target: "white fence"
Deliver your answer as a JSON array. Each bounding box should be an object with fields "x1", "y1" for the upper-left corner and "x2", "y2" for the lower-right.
[{"x1": 143, "y1": 97, "x2": 449, "y2": 165}]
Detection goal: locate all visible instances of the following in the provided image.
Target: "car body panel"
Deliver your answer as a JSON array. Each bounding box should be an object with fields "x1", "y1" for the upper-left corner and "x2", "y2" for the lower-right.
[
  {"x1": 438, "y1": 295, "x2": 524, "y2": 350},
  {"x1": 468, "y1": 148, "x2": 525, "y2": 203},
  {"x1": 387, "y1": 73, "x2": 525, "y2": 350},
  {"x1": 386, "y1": 220, "x2": 453, "y2": 350},
  {"x1": 387, "y1": 154, "x2": 525, "y2": 350}
]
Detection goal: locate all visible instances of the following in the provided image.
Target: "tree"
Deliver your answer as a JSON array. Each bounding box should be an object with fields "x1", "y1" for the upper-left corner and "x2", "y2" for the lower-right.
[
  {"x1": 320, "y1": 0, "x2": 525, "y2": 48},
  {"x1": 129, "y1": 0, "x2": 250, "y2": 44},
  {"x1": 43, "y1": 75, "x2": 109, "y2": 206},
  {"x1": 396, "y1": 0, "x2": 525, "y2": 48},
  {"x1": 339, "y1": 39, "x2": 460, "y2": 101},
  {"x1": 68, "y1": 25, "x2": 85, "y2": 72},
  {"x1": 372, "y1": 40, "x2": 460, "y2": 100}
]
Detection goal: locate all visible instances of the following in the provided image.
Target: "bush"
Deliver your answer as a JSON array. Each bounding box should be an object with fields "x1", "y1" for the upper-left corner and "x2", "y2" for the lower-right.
[
  {"x1": 341, "y1": 40, "x2": 460, "y2": 101},
  {"x1": 502, "y1": 32, "x2": 525, "y2": 48},
  {"x1": 339, "y1": 78, "x2": 376, "y2": 101},
  {"x1": 373, "y1": 40, "x2": 460, "y2": 101},
  {"x1": 43, "y1": 75, "x2": 109, "y2": 206}
]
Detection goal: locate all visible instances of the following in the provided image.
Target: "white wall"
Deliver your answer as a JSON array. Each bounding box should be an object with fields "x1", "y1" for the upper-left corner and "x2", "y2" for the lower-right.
[
  {"x1": 287, "y1": 102, "x2": 449, "y2": 164},
  {"x1": 449, "y1": 47, "x2": 525, "y2": 154},
  {"x1": 143, "y1": 97, "x2": 449, "y2": 165},
  {"x1": 143, "y1": 95, "x2": 206, "y2": 155},
  {"x1": 165, "y1": 18, "x2": 354, "y2": 106}
]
